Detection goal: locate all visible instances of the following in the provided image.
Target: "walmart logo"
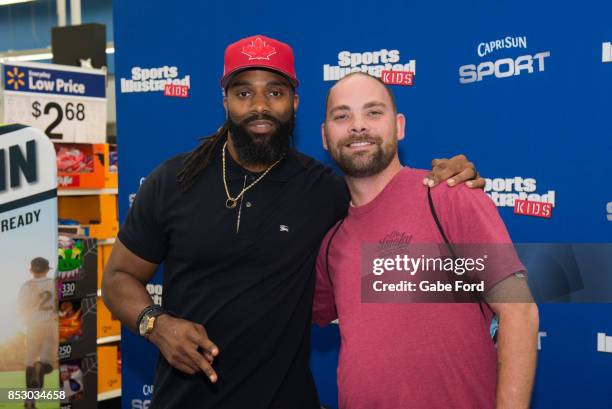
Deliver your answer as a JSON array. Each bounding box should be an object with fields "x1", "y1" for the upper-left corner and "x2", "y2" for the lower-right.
[{"x1": 6, "y1": 66, "x2": 25, "y2": 90}]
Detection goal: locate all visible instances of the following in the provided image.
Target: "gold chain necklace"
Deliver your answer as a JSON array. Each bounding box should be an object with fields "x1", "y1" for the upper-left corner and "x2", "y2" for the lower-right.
[{"x1": 222, "y1": 140, "x2": 283, "y2": 209}]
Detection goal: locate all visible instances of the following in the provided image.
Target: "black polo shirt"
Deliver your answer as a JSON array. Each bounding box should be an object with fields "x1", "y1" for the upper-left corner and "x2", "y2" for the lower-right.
[{"x1": 118, "y1": 140, "x2": 348, "y2": 409}]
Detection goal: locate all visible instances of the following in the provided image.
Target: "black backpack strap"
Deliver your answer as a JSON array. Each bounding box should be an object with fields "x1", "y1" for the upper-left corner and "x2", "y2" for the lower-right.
[
  {"x1": 325, "y1": 219, "x2": 345, "y2": 287},
  {"x1": 427, "y1": 187, "x2": 457, "y2": 258},
  {"x1": 427, "y1": 187, "x2": 484, "y2": 316}
]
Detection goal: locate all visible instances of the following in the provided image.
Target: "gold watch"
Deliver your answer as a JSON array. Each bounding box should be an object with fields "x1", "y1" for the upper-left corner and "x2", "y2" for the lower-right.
[{"x1": 138, "y1": 309, "x2": 164, "y2": 337}]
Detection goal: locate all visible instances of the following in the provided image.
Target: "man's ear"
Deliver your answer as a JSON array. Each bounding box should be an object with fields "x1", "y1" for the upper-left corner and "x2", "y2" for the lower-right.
[
  {"x1": 293, "y1": 93, "x2": 300, "y2": 112},
  {"x1": 396, "y1": 113, "x2": 406, "y2": 141},
  {"x1": 223, "y1": 97, "x2": 228, "y2": 117},
  {"x1": 321, "y1": 123, "x2": 329, "y2": 151}
]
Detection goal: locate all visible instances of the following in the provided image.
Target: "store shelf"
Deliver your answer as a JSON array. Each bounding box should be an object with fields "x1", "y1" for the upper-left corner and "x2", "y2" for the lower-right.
[
  {"x1": 98, "y1": 238, "x2": 116, "y2": 245},
  {"x1": 98, "y1": 389, "x2": 122, "y2": 401},
  {"x1": 97, "y1": 335, "x2": 121, "y2": 345},
  {"x1": 59, "y1": 194, "x2": 119, "y2": 238},
  {"x1": 58, "y1": 188, "x2": 118, "y2": 196}
]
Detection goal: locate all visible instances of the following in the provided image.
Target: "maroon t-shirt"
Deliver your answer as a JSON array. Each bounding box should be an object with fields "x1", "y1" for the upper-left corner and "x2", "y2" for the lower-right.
[{"x1": 313, "y1": 167, "x2": 525, "y2": 409}]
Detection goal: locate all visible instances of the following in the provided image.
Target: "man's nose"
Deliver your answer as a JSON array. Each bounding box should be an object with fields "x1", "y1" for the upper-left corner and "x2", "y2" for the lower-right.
[
  {"x1": 349, "y1": 116, "x2": 369, "y2": 135},
  {"x1": 251, "y1": 93, "x2": 270, "y2": 115}
]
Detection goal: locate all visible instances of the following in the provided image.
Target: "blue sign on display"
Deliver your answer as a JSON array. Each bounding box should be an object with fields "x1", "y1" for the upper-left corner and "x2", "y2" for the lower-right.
[
  {"x1": 3, "y1": 63, "x2": 106, "y2": 98},
  {"x1": 112, "y1": 0, "x2": 612, "y2": 408}
]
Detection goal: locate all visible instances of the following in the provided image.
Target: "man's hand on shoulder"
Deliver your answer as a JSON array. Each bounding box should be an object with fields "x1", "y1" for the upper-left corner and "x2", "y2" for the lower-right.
[
  {"x1": 149, "y1": 314, "x2": 220, "y2": 383},
  {"x1": 422, "y1": 154, "x2": 485, "y2": 189}
]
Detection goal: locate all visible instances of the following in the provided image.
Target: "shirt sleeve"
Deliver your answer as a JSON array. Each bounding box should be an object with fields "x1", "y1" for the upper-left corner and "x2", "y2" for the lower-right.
[
  {"x1": 312, "y1": 224, "x2": 340, "y2": 326},
  {"x1": 117, "y1": 165, "x2": 169, "y2": 264},
  {"x1": 431, "y1": 184, "x2": 526, "y2": 292}
]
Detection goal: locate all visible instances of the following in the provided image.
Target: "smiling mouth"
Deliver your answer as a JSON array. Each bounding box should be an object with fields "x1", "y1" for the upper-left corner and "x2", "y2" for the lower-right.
[
  {"x1": 345, "y1": 140, "x2": 377, "y2": 148},
  {"x1": 248, "y1": 120, "x2": 275, "y2": 132}
]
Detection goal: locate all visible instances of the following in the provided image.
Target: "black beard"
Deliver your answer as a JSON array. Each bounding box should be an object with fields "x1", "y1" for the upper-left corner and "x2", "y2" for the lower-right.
[
  {"x1": 227, "y1": 112, "x2": 294, "y2": 166},
  {"x1": 330, "y1": 135, "x2": 396, "y2": 178}
]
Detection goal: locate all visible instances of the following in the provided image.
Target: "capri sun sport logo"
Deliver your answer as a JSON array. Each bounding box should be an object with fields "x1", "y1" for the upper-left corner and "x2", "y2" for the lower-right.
[
  {"x1": 459, "y1": 36, "x2": 550, "y2": 84},
  {"x1": 323, "y1": 48, "x2": 416, "y2": 85}
]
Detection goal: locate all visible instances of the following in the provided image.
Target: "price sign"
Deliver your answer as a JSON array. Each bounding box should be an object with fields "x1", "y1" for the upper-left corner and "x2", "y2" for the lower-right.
[{"x1": 1, "y1": 62, "x2": 107, "y2": 143}]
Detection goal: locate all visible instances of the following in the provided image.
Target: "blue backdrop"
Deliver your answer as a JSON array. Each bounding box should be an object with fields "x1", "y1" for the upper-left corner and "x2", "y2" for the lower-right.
[{"x1": 113, "y1": 1, "x2": 612, "y2": 407}]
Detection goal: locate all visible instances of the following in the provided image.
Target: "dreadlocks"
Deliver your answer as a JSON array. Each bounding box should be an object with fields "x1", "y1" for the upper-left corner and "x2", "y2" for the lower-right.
[{"x1": 176, "y1": 122, "x2": 229, "y2": 192}]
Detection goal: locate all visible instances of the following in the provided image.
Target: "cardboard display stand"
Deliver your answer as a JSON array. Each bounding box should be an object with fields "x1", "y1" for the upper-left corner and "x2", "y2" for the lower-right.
[{"x1": 0, "y1": 124, "x2": 59, "y2": 409}]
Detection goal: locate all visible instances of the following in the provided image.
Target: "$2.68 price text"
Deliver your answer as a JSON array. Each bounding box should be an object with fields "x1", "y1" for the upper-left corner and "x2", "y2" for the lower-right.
[{"x1": 31, "y1": 101, "x2": 86, "y2": 140}]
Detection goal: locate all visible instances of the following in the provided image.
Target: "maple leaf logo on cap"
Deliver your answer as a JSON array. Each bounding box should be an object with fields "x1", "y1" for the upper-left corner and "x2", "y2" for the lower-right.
[{"x1": 241, "y1": 37, "x2": 277, "y2": 61}]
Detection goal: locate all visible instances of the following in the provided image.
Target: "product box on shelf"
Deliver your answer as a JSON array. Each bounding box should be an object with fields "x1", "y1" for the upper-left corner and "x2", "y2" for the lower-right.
[
  {"x1": 97, "y1": 242, "x2": 113, "y2": 289},
  {"x1": 56, "y1": 143, "x2": 105, "y2": 189},
  {"x1": 58, "y1": 194, "x2": 118, "y2": 239},
  {"x1": 56, "y1": 143, "x2": 117, "y2": 189},
  {"x1": 60, "y1": 352, "x2": 98, "y2": 409},
  {"x1": 97, "y1": 345, "x2": 121, "y2": 394},
  {"x1": 97, "y1": 297, "x2": 120, "y2": 339},
  {"x1": 57, "y1": 234, "x2": 98, "y2": 409},
  {"x1": 59, "y1": 295, "x2": 97, "y2": 360},
  {"x1": 57, "y1": 235, "x2": 97, "y2": 368},
  {"x1": 106, "y1": 144, "x2": 118, "y2": 189},
  {"x1": 58, "y1": 235, "x2": 98, "y2": 300}
]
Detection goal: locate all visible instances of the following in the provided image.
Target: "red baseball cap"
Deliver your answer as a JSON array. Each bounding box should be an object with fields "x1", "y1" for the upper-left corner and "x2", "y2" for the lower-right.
[{"x1": 221, "y1": 35, "x2": 299, "y2": 89}]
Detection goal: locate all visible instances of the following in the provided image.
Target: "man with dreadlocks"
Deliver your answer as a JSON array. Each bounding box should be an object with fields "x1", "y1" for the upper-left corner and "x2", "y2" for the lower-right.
[{"x1": 102, "y1": 35, "x2": 484, "y2": 409}]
